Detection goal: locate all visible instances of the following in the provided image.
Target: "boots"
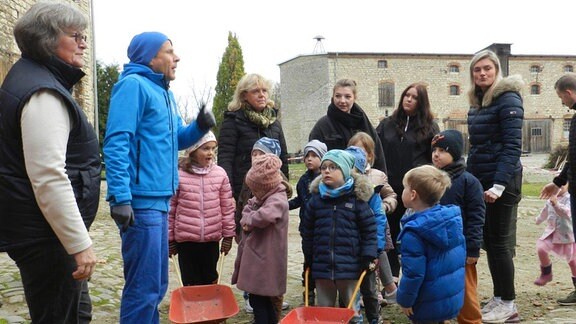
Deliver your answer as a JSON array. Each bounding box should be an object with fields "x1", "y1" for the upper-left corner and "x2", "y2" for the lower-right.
[
  {"x1": 557, "y1": 277, "x2": 576, "y2": 305},
  {"x1": 534, "y1": 264, "x2": 553, "y2": 286}
]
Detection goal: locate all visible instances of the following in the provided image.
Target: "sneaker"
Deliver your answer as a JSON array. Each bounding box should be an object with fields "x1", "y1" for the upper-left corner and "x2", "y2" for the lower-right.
[
  {"x1": 482, "y1": 302, "x2": 517, "y2": 323},
  {"x1": 282, "y1": 301, "x2": 289, "y2": 310},
  {"x1": 504, "y1": 312, "x2": 521, "y2": 323},
  {"x1": 481, "y1": 297, "x2": 500, "y2": 315},
  {"x1": 245, "y1": 299, "x2": 253, "y2": 313},
  {"x1": 557, "y1": 290, "x2": 576, "y2": 305}
]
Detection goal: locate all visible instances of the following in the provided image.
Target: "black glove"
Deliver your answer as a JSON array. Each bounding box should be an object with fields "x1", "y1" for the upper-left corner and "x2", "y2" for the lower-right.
[
  {"x1": 361, "y1": 256, "x2": 377, "y2": 272},
  {"x1": 304, "y1": 255, "x2": 313, "y2": 271},
  {"x1": 169, "y1": 241, "x2": 178, "y2": 256},
  {"x1": 196, "y1": 104, "x2": 216, "y2": 132},
  {"x1": 110, "y1": 204, "x2": 134, "y2": 232},
  {"x1": 220, "y1": 237, "x2": 233, "y2": 255}
]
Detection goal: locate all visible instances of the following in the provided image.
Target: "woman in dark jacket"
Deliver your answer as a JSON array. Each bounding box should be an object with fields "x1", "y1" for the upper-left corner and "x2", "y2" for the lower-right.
[
  {"x1": 376, "y1": 83, "x2": 439, "y2": 278},
  {"x1": 217, "y1": 73, "x2": 289, "y2": 200},
  {"x1": 309, "y1": 79, "x2": 387, "y2": 173},
  {"x1": 466, "y1": 50, "x2": 524, "y2": 323}
]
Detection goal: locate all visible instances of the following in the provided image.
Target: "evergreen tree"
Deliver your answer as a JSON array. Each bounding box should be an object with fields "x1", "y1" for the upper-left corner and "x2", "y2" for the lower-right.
[
  {"x1": 96, "y1": 61, "x2": 120, "y2": 152},
  {"x1": 212, "y1": 32, "x2": 245, "y2": 136}
]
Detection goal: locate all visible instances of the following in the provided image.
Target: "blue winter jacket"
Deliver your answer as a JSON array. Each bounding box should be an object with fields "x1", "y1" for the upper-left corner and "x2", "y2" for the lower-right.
[
  {"x1": 369, "y1": 191, "x2": 387, "y2": 252},
  {"x1": 301, "y1": 174, "x2": 377, "y2": 280},
  {"x1": 467, "y1": 75, "x2": 524, "y2": 189},
  {"x1": 397, "y1": 204, "x2": 465, "y2": 322},
  {"x1": 103, "y1": 63, "x2": 205, "y2": 211}
]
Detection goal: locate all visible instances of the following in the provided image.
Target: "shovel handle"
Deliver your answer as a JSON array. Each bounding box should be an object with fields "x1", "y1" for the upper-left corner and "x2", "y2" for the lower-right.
[
  {"x1": 170, "y1": 256, "x2": 184, "y2": 287},
  {"x1": 217, "y1": 252, "x2": 225, "y2": 284},
  {"x1": 347, "y1": 270, "x2": 367, "y2": 309}
]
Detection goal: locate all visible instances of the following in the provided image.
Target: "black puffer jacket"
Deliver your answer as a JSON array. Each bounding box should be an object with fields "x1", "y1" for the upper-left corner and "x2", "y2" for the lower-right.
[
  {"x1": 466, "y1": 75, "x2": 524, "y2": 189},
  {"x1": 217, "y1": 108, "x2": 289, "y2": 199},
  {"x1": 309, "y1": 103, "x2": 387, "y2": 173}
]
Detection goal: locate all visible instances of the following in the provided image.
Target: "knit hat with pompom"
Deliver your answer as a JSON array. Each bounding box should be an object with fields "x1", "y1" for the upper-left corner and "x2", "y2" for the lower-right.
[{"x1": 245, "y1": 153, "x2": 283, "y2": 198}]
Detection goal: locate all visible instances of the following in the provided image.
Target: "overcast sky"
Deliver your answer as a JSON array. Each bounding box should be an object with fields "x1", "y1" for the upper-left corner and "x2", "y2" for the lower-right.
[{"x1": 92, "y1": 0, "x2": 575, "y2": 105}]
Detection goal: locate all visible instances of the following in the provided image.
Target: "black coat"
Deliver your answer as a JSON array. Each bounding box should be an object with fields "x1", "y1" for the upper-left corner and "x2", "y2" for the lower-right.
[
  {"x1": 309, "y1": 103, "x2": 387, "y2": 173},
  {"x1": 217, "y1": 108, "x2": 289, "y2": 200}
]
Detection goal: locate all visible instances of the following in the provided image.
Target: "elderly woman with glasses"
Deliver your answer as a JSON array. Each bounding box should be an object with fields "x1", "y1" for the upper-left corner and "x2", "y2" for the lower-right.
[{"x1": 0, "y1": 2, "x2": 100, "y2": 322}]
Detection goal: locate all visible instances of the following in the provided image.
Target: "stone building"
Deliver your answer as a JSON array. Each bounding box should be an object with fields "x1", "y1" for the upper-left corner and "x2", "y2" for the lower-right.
[
  {"x1": 0, "y1": 0, "x2": 96, "y2": 127},
  {"x1": 279, "y1": 43, "x2": 576, "y2": 155}
]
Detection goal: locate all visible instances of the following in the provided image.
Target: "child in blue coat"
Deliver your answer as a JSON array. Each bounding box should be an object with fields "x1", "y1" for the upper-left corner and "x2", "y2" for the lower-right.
[
  {"x1": 301, "y1": 149, "x2": 377, "y2": 323},
  {"x1": 397, "y1": 165, "x2": 466, "y2": 322}
]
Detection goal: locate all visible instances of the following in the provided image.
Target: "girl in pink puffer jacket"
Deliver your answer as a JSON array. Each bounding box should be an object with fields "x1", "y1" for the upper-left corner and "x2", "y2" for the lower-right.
[{"x1": 169, "y1": 131, "x2": 236, "y2": 285}]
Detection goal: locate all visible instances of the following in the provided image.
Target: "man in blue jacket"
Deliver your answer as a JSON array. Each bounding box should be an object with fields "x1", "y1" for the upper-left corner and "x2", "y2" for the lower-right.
[{"x1": 103, "y1": 31, "x2": 215, "y2": 323}]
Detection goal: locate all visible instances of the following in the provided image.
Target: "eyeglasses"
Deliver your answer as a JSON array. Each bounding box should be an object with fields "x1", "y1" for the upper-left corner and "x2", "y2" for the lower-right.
[
  {"x1": 68, "y1": 32, "x2": 87, "y2": 43},
  {"x1": 320, "y1": 164, "x2": 339, "y2": 172}
]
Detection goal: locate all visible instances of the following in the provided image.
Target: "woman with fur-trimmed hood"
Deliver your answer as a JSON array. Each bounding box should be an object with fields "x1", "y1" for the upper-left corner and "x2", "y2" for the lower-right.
[{"x1": 466, "y1": 49, "x2": 524, "y2": 323}]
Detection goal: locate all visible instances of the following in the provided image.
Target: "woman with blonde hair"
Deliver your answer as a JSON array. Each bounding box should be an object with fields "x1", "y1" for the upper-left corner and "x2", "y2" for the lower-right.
[{"x1": 466, "y1": 49, "x2": 524, "y2": 323}]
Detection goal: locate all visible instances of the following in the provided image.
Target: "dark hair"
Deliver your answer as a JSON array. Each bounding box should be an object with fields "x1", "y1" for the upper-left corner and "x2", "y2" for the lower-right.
[{"x1": 390, "y1": 83, "x2": 436, "y2": 141}]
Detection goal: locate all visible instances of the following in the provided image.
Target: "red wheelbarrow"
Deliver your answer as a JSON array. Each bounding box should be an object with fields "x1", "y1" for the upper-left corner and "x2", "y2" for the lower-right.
[
  {"x1": 169, "y1": 254, "x2": 239, "y2": 324},
  {"x1": 280, "y1": 268, "x2": 366, "y2": 324}
]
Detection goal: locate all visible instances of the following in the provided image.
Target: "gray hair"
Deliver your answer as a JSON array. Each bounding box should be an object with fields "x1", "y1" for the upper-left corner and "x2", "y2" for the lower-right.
[
  {"x1": 14, "y1": 1, "x2": 87, "y2": 61},
  {"x1": 467, "y1": 50, "x2": 503, "y2": 108}
]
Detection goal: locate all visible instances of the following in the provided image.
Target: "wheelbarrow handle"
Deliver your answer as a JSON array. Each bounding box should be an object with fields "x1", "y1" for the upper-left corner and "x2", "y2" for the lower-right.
[
  {"x1": 347, "y1": 270, "x2": 367, "y2": 309},
  {"x1": 217, "y1": 252, "x2": 225, "y2": 285},
  {"x1": 304, "y1": 267, "x2": 310, "y2": 307},
  {"x1": 170, "y1": 256, "x2": 184, "y2": 288}
]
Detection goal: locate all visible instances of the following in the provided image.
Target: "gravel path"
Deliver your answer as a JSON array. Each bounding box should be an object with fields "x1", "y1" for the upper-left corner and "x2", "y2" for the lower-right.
[{"x1": 2, "y1": 154, "x2": 576, "y2": 323}]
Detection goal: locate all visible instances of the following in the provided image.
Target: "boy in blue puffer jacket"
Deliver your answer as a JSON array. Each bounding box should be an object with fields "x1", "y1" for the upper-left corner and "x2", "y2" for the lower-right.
[
  {"x1": 397, "y1": 165, "x2": 466, "y2": 322},
  {"x1": 301, "y1": 149, "x2": 377, "y2": 324}
]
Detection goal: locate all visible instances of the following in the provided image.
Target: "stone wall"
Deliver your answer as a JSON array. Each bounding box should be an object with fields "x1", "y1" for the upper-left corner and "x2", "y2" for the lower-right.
[
  {"x1": 0, "y1": 0, "x2": 95, "y2": 126},
  {"x1": 280, "y1": 50, "x2": 576, "y2": 154}
]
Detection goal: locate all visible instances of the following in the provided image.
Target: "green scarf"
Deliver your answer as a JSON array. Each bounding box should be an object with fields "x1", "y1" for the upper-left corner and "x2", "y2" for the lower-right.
[{"x1": 243, "y1": 104, "x2": 277, "y2": 129}]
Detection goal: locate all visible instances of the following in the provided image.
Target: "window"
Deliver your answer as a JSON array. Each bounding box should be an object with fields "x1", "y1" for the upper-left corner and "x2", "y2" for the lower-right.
[
  {"x1": 377, "y1": 60, "x2": 388, "y2": 69},
  {"x1": 378, "y1": 82, "x2": 394, "y2": 107},
  {"x1": 564, "y1": 119, "x2": 571, "y2": 138},
  {"x1": 530, "y1": 84, "x2": 541, "y2": 95},
  {"x1": 530, "y1": 65, "x2": 542, "y2": 73},
  {"x1": 565, "y1": 65, "x2": 574, "y2": 72},
  {"x1": 449, "y1": 85, "x2": 460, "y2": 96},
  {"x1": 531, "y1": 127, "x2": 542, "y2": 136},
  {"x1": 449, "y1": 64, "x2": 459, "y2": 73}
]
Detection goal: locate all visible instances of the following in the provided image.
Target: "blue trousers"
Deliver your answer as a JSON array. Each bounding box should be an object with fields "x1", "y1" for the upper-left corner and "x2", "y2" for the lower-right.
[
  {"x1": 118, "y1": 209, "x2": 168, "y2": 324},
  {"x1": 7, "y1": 242, "x2": 92, "y2": 323}
]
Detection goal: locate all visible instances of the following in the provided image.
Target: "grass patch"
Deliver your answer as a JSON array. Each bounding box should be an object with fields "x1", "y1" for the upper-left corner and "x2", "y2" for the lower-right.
[
  {"x1": 522, "y1": 182, "x2": 548, "y2": 198},
  {"x1": 288, "y1": 163, "x2": 307, "y2": 186}
]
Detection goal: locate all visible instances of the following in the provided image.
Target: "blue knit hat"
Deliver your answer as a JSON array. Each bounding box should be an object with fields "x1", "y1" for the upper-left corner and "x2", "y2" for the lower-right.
[
  {"x1": 127, "y1": 32, "x2": 170, "y2": 65},
  {"x1": 252, "y1": 137, "x2": 281, "y2": 157},
  {"x1": 345, "y1": 146, "x2": 367, "y2": 174},
  {"x1": 321, "y1": 149, "x2": 355, "y2": 180}
]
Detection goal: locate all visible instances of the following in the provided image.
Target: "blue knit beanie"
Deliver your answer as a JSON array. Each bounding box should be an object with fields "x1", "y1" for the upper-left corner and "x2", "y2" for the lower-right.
[
  {"x1": 127, "y1": 32, "x2": 170, "y2": 65},
  {"x1": 345, "y1": 146, "x2": 367, "y2": 174},
  {"x1": 321, "y1": 149, "x2": 355, "y2": 180},
  {"x1": 252, "y1": 137, "x2": 281, "y2": 157}
]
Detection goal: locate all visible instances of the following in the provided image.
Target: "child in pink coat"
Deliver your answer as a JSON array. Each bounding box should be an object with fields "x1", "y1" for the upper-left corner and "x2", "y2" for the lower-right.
[
  {"x1": 534, "y1": 184, "x2": 576, "y2": 305},
  {"x1": 168, "y1": 131, "x2": 235, "y2": 286},
  {"x1": 232, "y1": 153, "x2": 290, "y2": 324}
]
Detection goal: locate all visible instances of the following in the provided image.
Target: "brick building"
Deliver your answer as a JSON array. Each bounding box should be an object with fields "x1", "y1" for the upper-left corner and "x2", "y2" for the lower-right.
[
  {"x1": 279, "y1": 43, "x2": 576, "y2": 155},
  {"x1": 0, "y1": 0, "x2": 96, "y2": 127}
]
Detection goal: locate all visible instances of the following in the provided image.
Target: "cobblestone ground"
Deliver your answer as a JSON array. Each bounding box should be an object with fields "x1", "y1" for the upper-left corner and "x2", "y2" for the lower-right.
[{"x1": 2, "y1": 154, "x2": 576, "y2": 323}]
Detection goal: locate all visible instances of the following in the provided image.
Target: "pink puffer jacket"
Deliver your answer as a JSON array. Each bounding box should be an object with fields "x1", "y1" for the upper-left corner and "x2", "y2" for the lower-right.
[{"x1": 169, "y1": 164, "x2": 236, "y2": 242}]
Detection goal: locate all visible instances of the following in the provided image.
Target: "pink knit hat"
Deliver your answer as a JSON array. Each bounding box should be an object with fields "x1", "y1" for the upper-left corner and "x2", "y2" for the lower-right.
[{"x1": 245, "y1": 153, "x2": 283, "y2": 198}]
